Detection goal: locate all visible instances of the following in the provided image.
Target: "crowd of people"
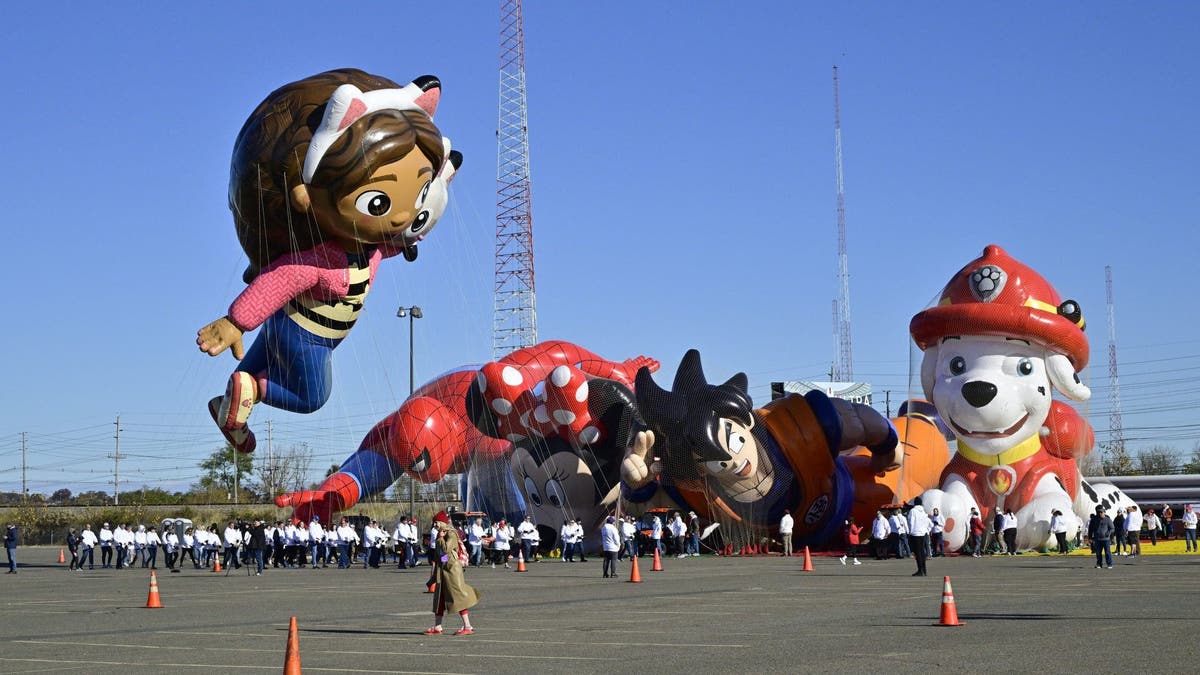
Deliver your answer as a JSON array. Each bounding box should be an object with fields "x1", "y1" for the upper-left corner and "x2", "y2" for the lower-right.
[
  {"x1": 40, "y1": 509, "x2": 705, "y2": 578},
  {"x1": 851, "y1": 501, "x2": 1199, "y2": 568},
  {"x1": 59, "y1": 517, "x2": 385, "y2": 575},
  {"x1": 6, "y1": 501, "x2": 1195, "y2": 578},
  {"x1": 866, "y1": 501, "x2": 947, "y2": 564}
]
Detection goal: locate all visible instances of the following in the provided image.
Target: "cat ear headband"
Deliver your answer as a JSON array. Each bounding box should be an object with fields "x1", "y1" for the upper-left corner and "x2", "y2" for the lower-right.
[{"x1": 302, "y1": 76, "x2": 441, "y2": 184}]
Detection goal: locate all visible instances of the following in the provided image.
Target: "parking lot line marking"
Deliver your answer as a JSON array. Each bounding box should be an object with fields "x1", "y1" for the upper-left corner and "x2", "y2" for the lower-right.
[
  {"x1": 0, "y1": 658, "x2": 461, "y2": 674},
  {"x1": 13, "y1": 640, "x2": 616, "y2": 661},
  {"x1": 625, "y1": 609, "x2": 734, "y2": 614},
  {"x1": 492, "y1": 626, "x2": 771, "y2": 635},
  {"x1": 0, "y1": 662, "x2": 90, "y2": 674},
  {"x1": 2, "y1": 598, "x2": 122, "y2": 606},
  {"x1": 156, "y1": 630, "x2": 277, "y2": 638}
]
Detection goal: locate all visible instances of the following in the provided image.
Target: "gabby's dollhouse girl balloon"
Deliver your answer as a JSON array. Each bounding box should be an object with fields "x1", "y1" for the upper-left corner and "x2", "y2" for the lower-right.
[{"x1": 196, "y1": 69, "x2": 462, "y2": 453}]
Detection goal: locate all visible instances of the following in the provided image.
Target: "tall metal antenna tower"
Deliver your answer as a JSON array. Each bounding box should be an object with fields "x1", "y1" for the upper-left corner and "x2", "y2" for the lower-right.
[
  {"x1": 1105, "y1": 265, "x2": 1125, "y2": 455},
  {"x1": 832, "y1": 65, "x2": 853, "y2": 381},
  {"x1": 493, "y1": 0, "x2": 538, "y2": 359}
]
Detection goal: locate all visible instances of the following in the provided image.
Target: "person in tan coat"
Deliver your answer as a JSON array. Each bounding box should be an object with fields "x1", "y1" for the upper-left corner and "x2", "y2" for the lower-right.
[{"x1": 424, "y1": 511, "x2": 480, "y2": 636}]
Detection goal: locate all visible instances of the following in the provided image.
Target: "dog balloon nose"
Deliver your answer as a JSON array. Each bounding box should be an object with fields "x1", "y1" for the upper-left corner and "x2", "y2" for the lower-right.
[{"x1": 961, "y1": 380, "x2": 998, "y2": 408}]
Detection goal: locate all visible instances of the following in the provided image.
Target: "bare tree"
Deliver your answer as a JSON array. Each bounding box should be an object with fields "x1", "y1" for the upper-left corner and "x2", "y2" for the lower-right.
[
  {"x1": 1183, "y1": 443, "x2": 1200, "y2": 475},
  {"x1": 254, "y1": 443, "x2": 315, "y2": 500},
  {"x1": 1136, "y1": 445, "x2": 1181, "y2": 476},
  {"x1": 1101, "y1": 441, "x2": 1137, "y2": 476}
]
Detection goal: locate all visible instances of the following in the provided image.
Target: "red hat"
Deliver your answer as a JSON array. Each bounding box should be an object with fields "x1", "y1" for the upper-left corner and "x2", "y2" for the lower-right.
[
  {"x1": 910, "y1": 245, "x2": 1088, "y2": 370},
  {"x1": 432, "y1": 511, "x2": 449, "y2": 524}
]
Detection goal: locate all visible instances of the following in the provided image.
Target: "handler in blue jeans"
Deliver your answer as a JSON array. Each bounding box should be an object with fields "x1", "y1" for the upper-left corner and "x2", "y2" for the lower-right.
[{"x1": 4, "y1": 524, "x2": 18, "y2": 573}]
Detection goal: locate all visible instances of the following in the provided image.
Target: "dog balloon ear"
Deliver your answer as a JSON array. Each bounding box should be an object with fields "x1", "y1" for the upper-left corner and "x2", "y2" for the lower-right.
[
  {"x1": 1046, "y1": 353, "x2": 1090, "y2": 401},
  {"x1": 919, "y1": 345, "x2": 939, "y2": 400}
]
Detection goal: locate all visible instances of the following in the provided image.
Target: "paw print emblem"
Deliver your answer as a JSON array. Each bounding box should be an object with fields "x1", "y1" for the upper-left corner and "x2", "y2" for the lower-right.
[{"x1": 970, "y1": 265, "x2": 1007, "y2": 302}]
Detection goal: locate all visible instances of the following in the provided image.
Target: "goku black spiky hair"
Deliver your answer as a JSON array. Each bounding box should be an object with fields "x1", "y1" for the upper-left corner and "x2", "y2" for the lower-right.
[{"x1": 634, "y1": 350, "x2": 754, "y2": 481}]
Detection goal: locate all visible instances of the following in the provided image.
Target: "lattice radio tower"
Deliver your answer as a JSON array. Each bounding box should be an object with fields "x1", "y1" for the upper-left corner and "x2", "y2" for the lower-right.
[
  {"x1": 493, "y1": 0, "x2": 538, "y2": 359},
  {"x1": 1105, "y1": 265, "x2": 1125, "y2": 455},
  {"x1": 832, "y1": 66, "x2": 854, "y2": 381}
]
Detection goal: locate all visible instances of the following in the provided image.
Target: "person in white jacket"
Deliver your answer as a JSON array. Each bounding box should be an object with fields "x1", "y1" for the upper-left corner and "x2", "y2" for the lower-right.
[
  {"x1": 98, "y1": 523, "x2": 114, "y2": 568},
  {"x1": 516, "y1": 516, "x2": 538, "y2": 564},
  {"x1": 393, "y1": 517, "x2": 412, "y2": 569},
  {"x1": 79, "y1": 524, "x2": 98, "y2": 570},
  {"x1": 621, "y1": 516, "x2": 638, "y2": 560},
  {"x1": 779, "y1": 509, "x2": 795, "y2": 557},
  {"x1": 669, "y1": 512, "x2": 687, "y2": 558},
  {"x1": 133, "y1": 525, "x2": 148, "y2": 568},
  {"x1": 223, "y1": 522, "x2": 242, "y2": 569},
  {"x1": 650, "y1": 516, "x2": 664, "y2": 557},
  {"x1": 1179, "y1": 504, "x2": 1198, "y2": 552},
  {"x1": 294, "y1": 524, "x2": 310, "y2": 567},
  {"x1": 308, "y1": 517, "x2": 327, "y2": 569},
  {"x1": 889, "y1": 510, "x2": 909, "y2": 558},
  {"x1": 1124, "y1": 506, "x2": 1143, "y2": 556},
  {"x1": 1049, "y1": 510, "x2": 1070, "y2": 554},
  {"x1": 572, "y1": 519, "x2": 588, "y2": 562},
  {"x1": 369, "y1": 520, "x2": 390, "y2": 568},
  {"x1": 145, "y1": 526, "x2": 162, "y2": 570},
  {"x1": 906, "y1": 500, "x2": 932, "y2": 577},
  {"x1": 1144, "y1": 510, "x2": 1161, "y2": 546},
  {"x1": 559, "y1": 520, "x2": 574, "y2": 562},
  {"x1": 335, "y1": 518, "x2": 359, "y2": 569},
  {"x1": 871, "y1": 512, "x2": 890, "y2": 560},
  {"x1": 466, "y1": 518, "x2": 485, "y2": 567},
  {"x1": 491, "y1": 519, "x2": 513, "y2": 568},
  {"x1": 601, "y1": 516, "x2": 621, "y2": 578},
  {"x1": 1002, "y1": 508, "x2": 1019, "y2": 555}
]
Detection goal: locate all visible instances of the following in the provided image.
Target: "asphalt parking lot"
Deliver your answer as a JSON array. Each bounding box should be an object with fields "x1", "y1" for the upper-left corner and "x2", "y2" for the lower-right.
[{"x1": 1, "y1": 547, "x2": 1197, "y2": 674}]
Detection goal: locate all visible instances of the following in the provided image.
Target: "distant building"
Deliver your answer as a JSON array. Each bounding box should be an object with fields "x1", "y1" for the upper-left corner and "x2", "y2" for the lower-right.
[{"x1": 770, "y1": 381, "x2": 872, "y2": 405}]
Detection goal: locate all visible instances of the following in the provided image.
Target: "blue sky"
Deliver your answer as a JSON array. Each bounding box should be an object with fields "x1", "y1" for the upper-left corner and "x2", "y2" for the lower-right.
[{"x1": 1, "y1": 2, "x2": 1197, "y2": 496}]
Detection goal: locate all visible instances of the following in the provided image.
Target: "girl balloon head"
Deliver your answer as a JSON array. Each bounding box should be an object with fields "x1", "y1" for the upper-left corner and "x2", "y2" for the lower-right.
[{"x1": 228, "y1": 68, "x2": 457, "y2": 279}]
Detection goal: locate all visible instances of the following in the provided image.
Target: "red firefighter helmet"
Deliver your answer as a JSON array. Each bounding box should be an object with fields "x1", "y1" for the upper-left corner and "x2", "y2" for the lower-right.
[{"x1": 910, "y1": 245, "x2": 1088, "y2": 370}]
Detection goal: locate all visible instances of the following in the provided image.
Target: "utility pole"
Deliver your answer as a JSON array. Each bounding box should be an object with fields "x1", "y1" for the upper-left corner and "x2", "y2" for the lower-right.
[
  {"x1": 233, "y1": 446, "x2": 239, "y2": 507},
  {"x1": 267, "y1": 419, "x2": 274, "y2": 502},
  {"x1": 21, "y1": 432, "x2": 27, "y2": 502},
  {"x1": 112, "y1": 416, "x2": 122, "y2": 506}
]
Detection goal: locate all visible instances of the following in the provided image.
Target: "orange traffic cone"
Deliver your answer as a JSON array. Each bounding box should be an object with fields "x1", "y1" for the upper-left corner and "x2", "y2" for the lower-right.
[
  {"x1": 58, "y1": 549, "x2": 65, "y2": 564},
  {"x1": 425, "y1": 581, "x2": 437, "y2": 594},
  {"x1": 802, "y1": 546, "x2": 814, "y2": 571},
  {"x1": 934, "y1": 576, "x2": 965, "y2": 626},
  {"x1": 283, "y1": 616, "x2": 301, "y2": 675},
  {"x1": 145, "y1": 571, "x2": 163, "y2": 609},
  {"x1": 516, "y1": 551, "x2": 527, "y2": 572},
  {"x1": 651, "y1": 548, "x2": 663, "y2": 571},
  {"x1": 628, "y1": 554, "x2": 642, "y2": 583},
  {"x1": 212, "y1": 556, "x2": 222, "y2": 573}
]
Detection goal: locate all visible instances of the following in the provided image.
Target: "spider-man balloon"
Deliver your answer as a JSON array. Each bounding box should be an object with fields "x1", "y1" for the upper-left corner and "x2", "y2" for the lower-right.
[{"x1": 275, "y1": 340, "x2": 657, "y2": 523}]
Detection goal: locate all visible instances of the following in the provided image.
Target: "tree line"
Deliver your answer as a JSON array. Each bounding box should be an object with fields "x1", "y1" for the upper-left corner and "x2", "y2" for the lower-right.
[
  {"x1": 1099, "y1": 442, "x2": 1200, "y2": 476},
  {"x1": 2, "y1": 443, "x2": 318, "y2": 507}
]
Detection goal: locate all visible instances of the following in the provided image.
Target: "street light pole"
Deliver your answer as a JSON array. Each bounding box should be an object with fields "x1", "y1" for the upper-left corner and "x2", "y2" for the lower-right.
[{"x1": 397, "y1": 304, "x2": 423, "y2": 517}]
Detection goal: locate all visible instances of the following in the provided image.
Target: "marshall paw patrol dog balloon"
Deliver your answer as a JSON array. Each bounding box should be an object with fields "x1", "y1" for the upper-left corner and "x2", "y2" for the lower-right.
[{"x1": 912, "y1": 245, "x2": 1137, "y2": 552}]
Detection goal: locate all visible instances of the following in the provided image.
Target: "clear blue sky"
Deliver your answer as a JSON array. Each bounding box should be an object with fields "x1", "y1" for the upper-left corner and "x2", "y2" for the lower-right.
[{"x1": 2, "y1": 2, "x2": 1197, "y2": 496}]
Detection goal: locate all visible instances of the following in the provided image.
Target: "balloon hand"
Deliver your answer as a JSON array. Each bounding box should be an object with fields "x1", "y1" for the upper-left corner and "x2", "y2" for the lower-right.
[{"x1": 197, "y1": 317, "x2": 245, "y2": 360}]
